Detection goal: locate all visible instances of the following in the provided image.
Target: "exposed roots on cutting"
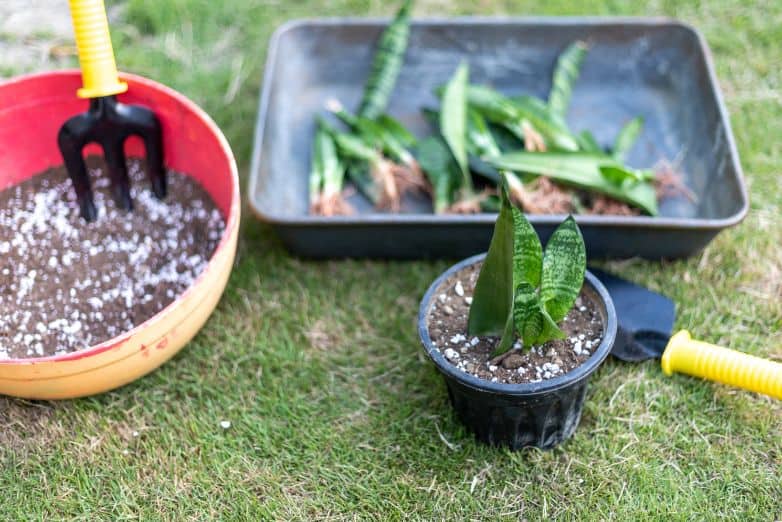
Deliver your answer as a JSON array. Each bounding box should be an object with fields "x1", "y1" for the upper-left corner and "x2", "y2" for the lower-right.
[
  {"x1": 522, "y1": 122, "x2": 547, "y2": 152},
  {"x1": 654, "y1": 161, "x2": 697, "y2": 202},
  {"x1": 588, "y1": 195, "x2": 640, "y2": 216},
  {"x1": 391, "y1": 158, "x2": 431, "y2": 196},
  {"x1": 513, "y1": 177, "x2": 573, "y2": 214},
  {"x1": 447, "y1": 189, "x2": 493, "y2": 214},
  {"x1": 371, "y1": 159, "x2": 401, "y2": 211},
  {"x1": 310, "y1": 191, "x2": 354, "y2": 216}
]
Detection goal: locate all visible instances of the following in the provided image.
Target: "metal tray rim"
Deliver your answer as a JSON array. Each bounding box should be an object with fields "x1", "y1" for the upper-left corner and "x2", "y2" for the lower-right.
[{"x1": 247, "y1": 16, "x2": 749, "y2": 232}]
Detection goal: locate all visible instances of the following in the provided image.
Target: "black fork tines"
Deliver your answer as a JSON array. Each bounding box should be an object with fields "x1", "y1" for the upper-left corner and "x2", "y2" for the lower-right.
[{"x1": 57, "y1": 95, "x2": 166, "y2": 222}]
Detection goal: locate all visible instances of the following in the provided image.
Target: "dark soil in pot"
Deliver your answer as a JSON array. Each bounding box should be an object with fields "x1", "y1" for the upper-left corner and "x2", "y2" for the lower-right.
[
  {"x1": 0, "y1": 156, "x2": 225, "y2": 359},
  {"x1": 419, "y1": 254, "x2": 616, "y2": 450},
  {"x1": 427, "y1": 262, "x2": 604, "y2": 384}
]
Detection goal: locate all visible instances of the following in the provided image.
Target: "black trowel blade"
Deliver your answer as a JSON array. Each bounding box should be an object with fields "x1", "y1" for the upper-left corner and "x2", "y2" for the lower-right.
[{"x1": 590, "y1": 269, "x2": 676, "y2": 362}]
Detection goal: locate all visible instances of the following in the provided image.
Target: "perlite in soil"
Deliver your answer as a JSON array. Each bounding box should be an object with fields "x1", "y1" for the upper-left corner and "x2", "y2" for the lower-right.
[{"x1": 0, "y1": 157, "x2": 225, "y2": 359}]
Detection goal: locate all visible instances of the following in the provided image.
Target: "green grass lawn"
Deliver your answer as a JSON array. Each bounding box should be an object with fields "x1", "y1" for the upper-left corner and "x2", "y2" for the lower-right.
[{"x1": 1, "y1": 0, "x2": 781, "y2": 519}]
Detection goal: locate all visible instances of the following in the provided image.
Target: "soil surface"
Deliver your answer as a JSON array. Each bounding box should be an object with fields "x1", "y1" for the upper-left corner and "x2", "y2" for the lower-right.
[
  {"x1": 0, "y1": 157, "x2": 224, "y2": 359},
  {"x1": 426, "y1": 262, "x2": 605, "y2": 384}
]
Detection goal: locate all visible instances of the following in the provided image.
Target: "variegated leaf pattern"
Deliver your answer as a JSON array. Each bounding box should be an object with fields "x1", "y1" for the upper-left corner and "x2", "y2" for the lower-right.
[
  {"x1": 512, "y1": 282, "x2": 565, "y2": 347},
  {"x1": 548, "y1": 41, "x2": 588, "y2": 120},
  {"x1": 540, "y1": 216, "x2": 586, "y2": 322},
  {"x1": 511, "y1": 204, "x2": 542, "y2": 289}
]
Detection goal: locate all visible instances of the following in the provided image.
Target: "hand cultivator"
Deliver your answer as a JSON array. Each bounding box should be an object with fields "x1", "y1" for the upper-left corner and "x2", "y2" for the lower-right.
[{"x1": 58, "y1": 0, "x2": 165, "y2": 221}]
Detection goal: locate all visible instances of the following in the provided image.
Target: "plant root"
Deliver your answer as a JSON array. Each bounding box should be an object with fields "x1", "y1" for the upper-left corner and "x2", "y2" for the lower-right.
[
  {"x1": 522, "y1": 122, "x2": 547, "y2": 152},
  {"x1": 654, "y1": 161, "x2": 697, "y2": 202},
  {"x1": 447, "y1": 189, "x2": 493, "y2": 214},
  {"x1": 371, "y1": 159, "x2": 401, "y2": 211},
  {"x1": 588, "y1": 195, "x2": 640, "y2": 216},
  {"x1": 310, "y1": 191, "x2": 354, "y2": 216},
  {"x1": 513, "y1": 177, "x2": 574, "y2": 214},
  {"x1": 391, "y1": 159, "x2": 431, "y2": 196}
]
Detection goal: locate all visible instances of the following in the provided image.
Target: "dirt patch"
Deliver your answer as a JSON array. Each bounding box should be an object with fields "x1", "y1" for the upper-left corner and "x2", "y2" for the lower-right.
[
  {"x1": 0, "y1": 398, "x2": 62, "y2": 452},
  {"x1": 426, "y1": 262, "x2": 604, "y2": 384},
  {"x1": 0, "y1": 156, "x2": 224, "y2": 358}
]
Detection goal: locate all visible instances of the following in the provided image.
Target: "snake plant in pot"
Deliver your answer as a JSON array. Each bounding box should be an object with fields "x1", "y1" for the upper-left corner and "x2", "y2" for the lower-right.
[{"x1": 418, "y1": 180, "x2": 617, "y2": 449}]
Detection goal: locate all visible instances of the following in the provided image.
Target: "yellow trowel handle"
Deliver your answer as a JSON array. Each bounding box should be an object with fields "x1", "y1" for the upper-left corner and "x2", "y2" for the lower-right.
[
  {"x1": 68, "y1": 0, "x2": 127, "y2": 98},
  {"x1": 661, "y1": 330, "x2": 782, "y2": 400}
]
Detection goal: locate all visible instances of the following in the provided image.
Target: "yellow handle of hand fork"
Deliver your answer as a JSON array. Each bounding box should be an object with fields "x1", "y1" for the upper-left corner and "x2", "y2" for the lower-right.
[
  {"x1": 662, "y1": 330, "x2": 782, "y2": 400},
  {"x1": 68, "y1": 0, "x2": 127, "y2": 98}
]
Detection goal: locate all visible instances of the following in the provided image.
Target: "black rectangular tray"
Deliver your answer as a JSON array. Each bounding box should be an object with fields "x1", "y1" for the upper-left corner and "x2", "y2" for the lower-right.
[{"x1": 248, "y1": 17, "x2": 747, "y2": 259}]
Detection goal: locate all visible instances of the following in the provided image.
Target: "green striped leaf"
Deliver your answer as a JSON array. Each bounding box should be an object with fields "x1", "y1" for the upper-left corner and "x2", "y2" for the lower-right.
[
  {"x1": 358, "y1": 0, "x2": 413, "y2": 119},
  {"x1": 512, "y1": 282, "x2": 565, "y2": 347},
  {"x1": 548, "y1": 41, "x2": 588, "y2": 120},
  {"x1": 540, "y1": 216, "x2": 586, "y2": 322},
  {"x1": 511, "y1": 204, "x2": 542, "y2": 289}
]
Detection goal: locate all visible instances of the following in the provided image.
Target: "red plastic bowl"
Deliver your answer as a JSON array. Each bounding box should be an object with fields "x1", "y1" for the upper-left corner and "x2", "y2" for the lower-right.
[{"x1": 0, "y1": 71, "x2": 240, "y2": 399}]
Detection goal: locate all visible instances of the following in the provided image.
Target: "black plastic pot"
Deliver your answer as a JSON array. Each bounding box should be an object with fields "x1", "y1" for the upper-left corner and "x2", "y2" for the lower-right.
[{"x1": 418, "y1": 254, "x2": 617, "y2": 450}]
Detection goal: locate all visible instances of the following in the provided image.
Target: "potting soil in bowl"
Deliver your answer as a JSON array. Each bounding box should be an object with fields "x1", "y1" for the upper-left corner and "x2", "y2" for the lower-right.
[
  {"x1": 0, "y1": 156, "x2": 225, "y2": 359},
  {"x1": 427, "y1": 261, "x2": 604, "y2": 384}
]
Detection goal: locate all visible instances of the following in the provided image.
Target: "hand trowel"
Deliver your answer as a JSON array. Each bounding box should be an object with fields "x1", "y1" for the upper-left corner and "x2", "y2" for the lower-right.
[{"x1": 592, "y1": 269, "x2": 781, "y2": 400}]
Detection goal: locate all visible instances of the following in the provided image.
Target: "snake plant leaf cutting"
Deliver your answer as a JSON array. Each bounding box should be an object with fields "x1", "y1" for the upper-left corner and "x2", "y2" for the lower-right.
[
  {"x1": 309, "y1": 118, "x2": 349, "y2": 215},
  {"x1": 329, "y1": 126, "x2": 401, "y2": 210},
  {"x1": 358, "y1": 0, "x2": 413, "y2": 119},
  {"x1": 486, "y1": 151, "x2": 659, "y2": 215},
  {"x1": 548, "y1": 41, "x2": 588, "y2": 121},
  {"x1": 612, "y1": 116, "x2": 644, "y2": 162},
  {"x1": 468, "y1": 181, "x2": 587, "y2": 355},
  {"x1": 376, "y1": 114, "x2": 417, "y2": 148},
  {"x1": 440, "y1": 62, "x2": 472, "y2": 190},
  {"x1": 466, "y1": 85, "x2": 580, "y2": 151},
  {"x1": 309, "y1": 29, "x2": 667, "y2": 218},
  {"x1": 309, "y1": 123, "x2": 327, "y2": 208},
  {"x1": 576, "y1": 130, "x2": 602, "y2": 154},
  {"x1": 328, "y1": 101, "x2": 411, "y2": 166},
  {"x1": 417, "y1": 136, "x2": 460, "y2": 213}
]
